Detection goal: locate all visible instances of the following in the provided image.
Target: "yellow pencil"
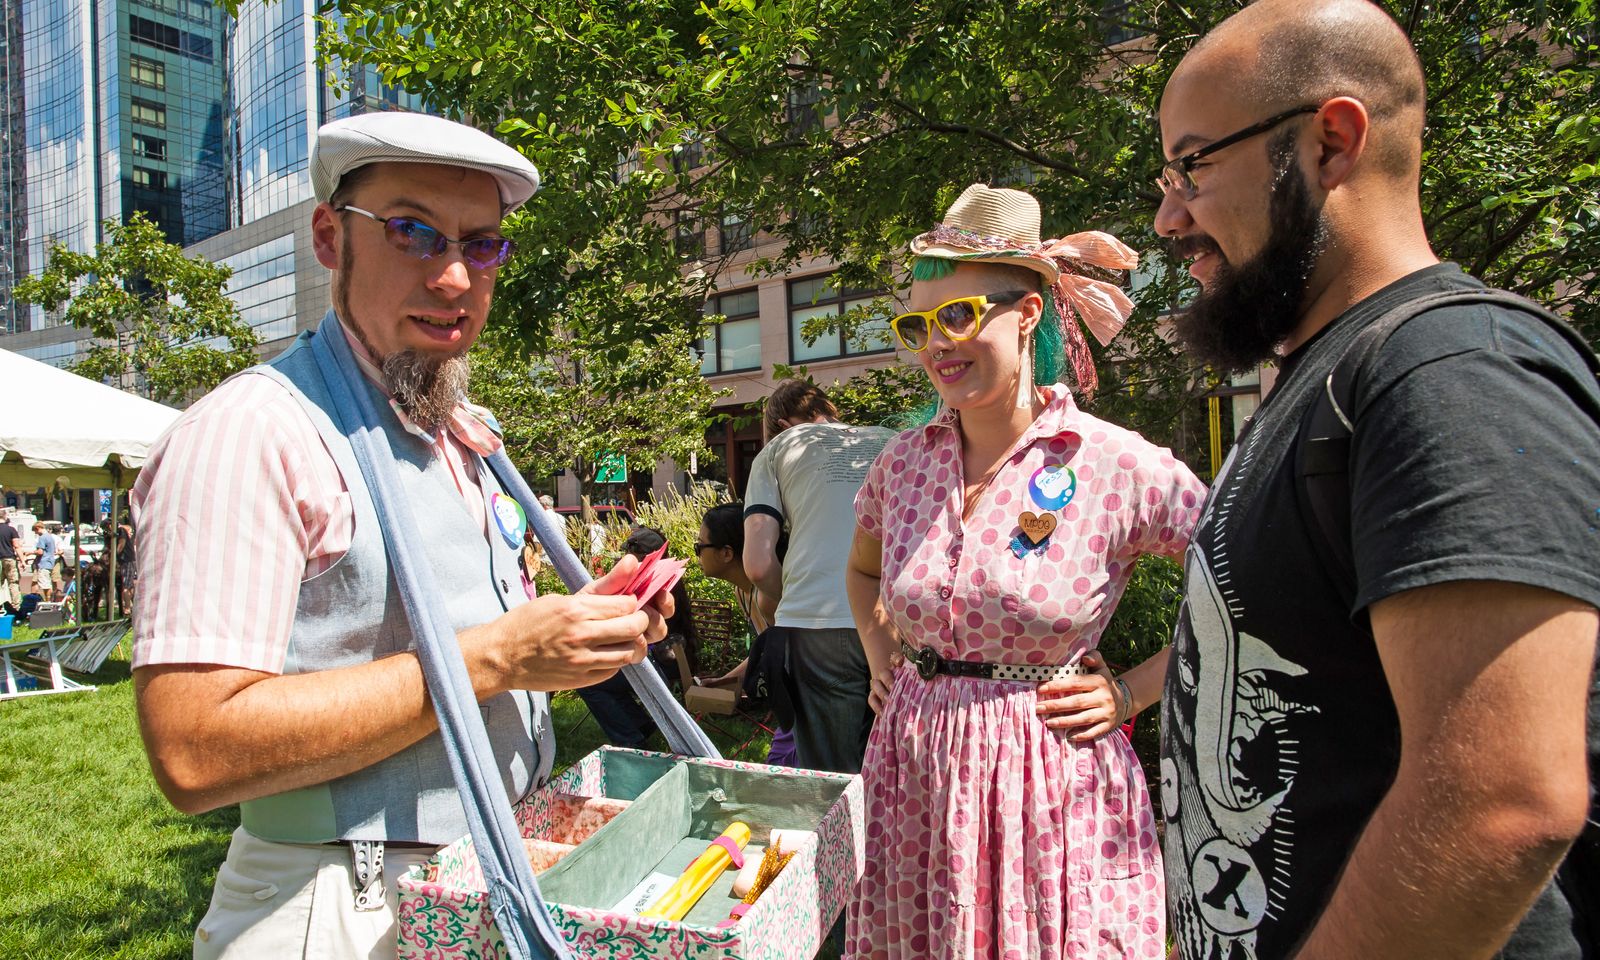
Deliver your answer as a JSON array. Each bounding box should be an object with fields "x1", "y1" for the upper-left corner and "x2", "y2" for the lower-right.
[{"x1": 639, "y1": 822, "x2": 752, "y2": 921}]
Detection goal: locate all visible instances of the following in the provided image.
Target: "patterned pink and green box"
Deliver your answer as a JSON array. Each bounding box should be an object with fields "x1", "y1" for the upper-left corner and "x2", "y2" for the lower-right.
[{"x1": 397, "y1": 747, "x2": 864, "y2": 959}]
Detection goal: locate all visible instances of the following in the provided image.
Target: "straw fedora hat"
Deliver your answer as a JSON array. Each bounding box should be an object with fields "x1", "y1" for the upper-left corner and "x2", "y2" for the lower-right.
[{"x1": 908, "y1": 183, "x2": 1062, "y2": 284}]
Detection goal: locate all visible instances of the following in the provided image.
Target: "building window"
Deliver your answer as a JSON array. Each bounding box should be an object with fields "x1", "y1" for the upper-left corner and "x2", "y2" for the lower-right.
[
  {"x1": 145, "y1": 0, "x2": 215, "y2": 22},
  {"x1": 130, "y1": 55, "x2": 166, "y2": 90},
  {"x1": 614, "y1": 145, "x2": 641, "y2": 183},
  {"x1": 132, "y1": 134, "x2": 167, "y2": 160},
  {"x1": 674, "y1": 211, "x2": 705, "y2": 260},
  {"x1": 130, "y1": 98, "x2": 167, "y2": 129},
  {"x1": 1099, "y1": 0, "x2": 1144, "y2": 44},
  {"x1": 719, "y1": 210, "x2": 752, "y2": 254},
  {"x1": 131, "y1": 167, "x2": 168, "y2": 190},
  {"x1": 788, "y1": 273, "x2": 892, "y2": 363},
  {"x1": 219, "y1": 233, "x2": 298, "y2": 342},
  {"x1": 787, "y1": 80, "x2": 825, "y2": 137},
  {"x1": 672, "y1": 134, "x2": 705, "y2": 173},
  {"x1": 994, "y1": 160, "x2": 1041, "y2": 187},
  {"x1": 128, "y1": 15, "x2": 213, "y2": 63},
  {"x1": 700, "y1": 288, "x2": 761, "y2": 374}
]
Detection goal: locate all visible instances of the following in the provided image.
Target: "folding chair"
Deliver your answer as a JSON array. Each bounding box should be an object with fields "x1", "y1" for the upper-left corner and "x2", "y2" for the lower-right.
[
  {"x1": 0, "y1": 626, "x2": 93, "y2": 700},
  {"x1": 58, "y1": 619, "x2": 129, "y2": 674}
]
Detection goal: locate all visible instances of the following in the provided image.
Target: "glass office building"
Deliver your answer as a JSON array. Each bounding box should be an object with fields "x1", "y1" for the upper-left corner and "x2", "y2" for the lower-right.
[
  {"x1": 118, "y1": 0, "x2": 229, "y2": 246},
  {"x1": 2, "y1": 0, "x2": 424, "y2": 347},
  {"x1": 12, "y1": 0, "x2": 226, "y2": 331},
  {"x1": 229, "y1": 0, "x2": 424, "y2": 225},
  {"x1": 216, "y1": 230, "x2": 296, "y2": 342},
  {"x1": 227, "y1": 0, "x2": 313, "y2": 223},
  {"x1": 19, "y1": 0, "x2": 98, "y2": 328},
  {"x1": 0, "y1": 0, "x2": 26, "y2": 334}
]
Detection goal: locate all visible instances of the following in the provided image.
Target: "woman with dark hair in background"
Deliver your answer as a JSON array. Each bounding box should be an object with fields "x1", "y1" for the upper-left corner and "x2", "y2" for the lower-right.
[{"x1": 695, "y1": 502, "x2": 795, "y2": 767}]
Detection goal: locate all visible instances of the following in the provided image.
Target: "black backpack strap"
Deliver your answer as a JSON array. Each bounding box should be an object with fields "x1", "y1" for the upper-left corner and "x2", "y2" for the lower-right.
[{"x1": 1294, "y1": 288, "x2": 1600, "y2": 629}]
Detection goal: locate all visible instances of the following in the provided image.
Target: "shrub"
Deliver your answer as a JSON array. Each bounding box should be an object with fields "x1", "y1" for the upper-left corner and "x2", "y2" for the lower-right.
[
  {"x1": 534, "y1": 486, "x2": 752, "y2": 677},
  {"x1": 633, "y1": 486, "x2": 749, "y2": 676}
]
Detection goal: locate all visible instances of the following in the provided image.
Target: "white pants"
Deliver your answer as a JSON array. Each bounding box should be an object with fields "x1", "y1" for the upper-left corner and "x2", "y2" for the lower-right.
[{"x1": 193, "y1": 828, "x2": 438, "y2": 960}]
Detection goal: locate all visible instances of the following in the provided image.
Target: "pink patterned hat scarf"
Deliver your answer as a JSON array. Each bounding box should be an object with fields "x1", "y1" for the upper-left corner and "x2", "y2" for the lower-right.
[{"x1": 914, "y1": 223, "x2": 1139, "y2": 393}]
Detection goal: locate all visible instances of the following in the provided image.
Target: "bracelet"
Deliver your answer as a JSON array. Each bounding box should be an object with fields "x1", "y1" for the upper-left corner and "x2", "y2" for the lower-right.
[{"x1": 1113, "y1": 677, "x2": 1135, "y2": 725}]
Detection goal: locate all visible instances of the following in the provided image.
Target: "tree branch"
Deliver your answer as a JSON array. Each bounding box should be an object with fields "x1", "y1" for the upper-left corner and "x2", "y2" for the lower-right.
[
  {"x1": 1472, "y1": 198, "x2": 1551, "y2": 276},
  {"x1": 882, "y1": 95, "x2": 1086, "y2": 178},
  {"x1": 1404, "y1": 0, "x2": 1425, "y2": 37}
]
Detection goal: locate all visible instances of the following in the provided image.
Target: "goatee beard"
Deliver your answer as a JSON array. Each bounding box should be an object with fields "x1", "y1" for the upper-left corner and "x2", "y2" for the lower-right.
[
  {"x1": 383, "y1": 351, "x2": 470, "y2": 433},
  {"x1": 335, "y1": 237, "x2": 470, "y2": 433},
  {"x1": 1170, "y1": 130, "x2": 1330, "y2": 373}
]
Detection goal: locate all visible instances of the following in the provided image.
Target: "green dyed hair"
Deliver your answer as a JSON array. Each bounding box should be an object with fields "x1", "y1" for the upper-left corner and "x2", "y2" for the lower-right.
[{"x1": 909, "y1": 255, "x2": 1066, "y2": 388}]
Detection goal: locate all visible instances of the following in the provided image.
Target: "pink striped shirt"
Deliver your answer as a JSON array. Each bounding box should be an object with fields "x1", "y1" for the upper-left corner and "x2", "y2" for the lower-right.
[{"x1": 132, "y1": 335, "x2": 498, "y2": 673}]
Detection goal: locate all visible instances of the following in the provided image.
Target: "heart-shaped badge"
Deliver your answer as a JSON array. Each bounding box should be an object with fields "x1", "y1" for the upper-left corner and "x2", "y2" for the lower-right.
[{"x1": 1018, "y1": 510, "x2": 1057, "y2": 545}]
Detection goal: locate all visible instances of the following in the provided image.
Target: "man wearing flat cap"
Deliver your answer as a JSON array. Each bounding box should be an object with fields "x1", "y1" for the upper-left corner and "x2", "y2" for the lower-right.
[{"x1": 131, "y1": 112, "x2": 669, "y2": 957}]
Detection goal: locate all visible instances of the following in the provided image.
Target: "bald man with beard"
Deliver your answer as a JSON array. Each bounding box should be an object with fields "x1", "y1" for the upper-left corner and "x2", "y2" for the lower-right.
[{"x1": 1153, "y1": 2, "x2": 1600, "y2": 958}]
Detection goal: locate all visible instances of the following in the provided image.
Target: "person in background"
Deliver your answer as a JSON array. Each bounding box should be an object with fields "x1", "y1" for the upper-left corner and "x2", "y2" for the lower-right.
[
  {"x1": 517, "y1": 528, "x2": 545, "y2": 599},
  {"x1": 744, "y1": 379, "x2": 895, "y2": 774},
  {"x1": 114, "y1": 517, "x2": 136, "y2": 616},
  {"x1": 0, "y1": 510, "x2": 21, "y2": 608},
  {"x1": 695, "y1": 501, "x2": 796, "y2": 767},
  {"x1": 60, "y1": 566, "x2": 77, "y2": 622},
  {"x1": 31, "y1": 522, "x2": 59, "y2": 602}
]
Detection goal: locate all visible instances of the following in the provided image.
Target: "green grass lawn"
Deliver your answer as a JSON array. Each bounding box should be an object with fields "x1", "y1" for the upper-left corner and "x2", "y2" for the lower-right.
[{"x1": 0, "y1": 637, "x2": 776, "y2": 959}]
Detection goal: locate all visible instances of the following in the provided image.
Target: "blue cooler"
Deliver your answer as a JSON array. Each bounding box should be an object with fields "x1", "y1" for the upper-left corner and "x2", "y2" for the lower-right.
[{"x1": 0, "y1": 614, "x2": 13, "y2": 639}]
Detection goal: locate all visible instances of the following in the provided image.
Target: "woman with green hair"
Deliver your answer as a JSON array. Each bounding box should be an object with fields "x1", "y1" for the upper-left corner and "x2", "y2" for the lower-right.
[{"x1": 843, "y1": 184, "x2": 1206, "y2": 958}]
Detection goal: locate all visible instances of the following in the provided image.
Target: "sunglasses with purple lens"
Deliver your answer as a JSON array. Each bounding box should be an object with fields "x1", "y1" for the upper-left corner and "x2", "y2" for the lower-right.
[{"x1": 336, "y1": 205, "x2": 517, "y2": 270}]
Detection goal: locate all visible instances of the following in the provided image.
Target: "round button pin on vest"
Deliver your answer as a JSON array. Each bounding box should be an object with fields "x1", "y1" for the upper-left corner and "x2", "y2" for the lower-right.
[{"x1": 489, "y1": 493, "x2": 527, "y2": 548}]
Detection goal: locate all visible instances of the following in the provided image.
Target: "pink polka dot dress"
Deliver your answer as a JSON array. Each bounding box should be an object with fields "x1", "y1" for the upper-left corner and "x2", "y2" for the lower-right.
[{"x1": 847, "y1": 384, "x2": 1205, "y2": 960}]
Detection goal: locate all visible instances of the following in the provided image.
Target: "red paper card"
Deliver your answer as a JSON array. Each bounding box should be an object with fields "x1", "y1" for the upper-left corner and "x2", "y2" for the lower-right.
[{"x1": 619, "y1": 543, "x2": 687, "y2": 610}]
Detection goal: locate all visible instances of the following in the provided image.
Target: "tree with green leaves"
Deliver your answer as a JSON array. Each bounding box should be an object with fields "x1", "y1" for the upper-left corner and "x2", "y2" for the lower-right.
[
  {"x1": 469, "y1": 320, "x2": 728, "y2": 504},
  {"x1": 13, "y1": 211, "x2": 261, "y2": 405},
  {"x1": 319, "y1": 0, "x2": 1596, "y2": 464},
  {"x1": 772, "y1": 361, "x2": 936, "y2": 429}
]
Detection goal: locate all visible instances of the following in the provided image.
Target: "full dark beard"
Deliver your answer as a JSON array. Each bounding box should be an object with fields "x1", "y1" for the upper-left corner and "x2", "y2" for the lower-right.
[
  {"x1": 335, "y1": 235, "x2": 470, "y2": 433},
  {"x1": 1170, "y1": 131, "x2": 1330, "y2": 373}
]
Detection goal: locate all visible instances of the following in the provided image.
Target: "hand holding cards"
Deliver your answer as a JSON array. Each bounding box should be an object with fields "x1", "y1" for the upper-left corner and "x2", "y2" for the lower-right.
[{"x1": 618, "y1": 543, "x2": 687, "y2": 611}]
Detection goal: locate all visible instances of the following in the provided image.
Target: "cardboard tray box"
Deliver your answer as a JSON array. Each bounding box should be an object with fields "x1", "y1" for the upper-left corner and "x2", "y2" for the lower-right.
[{"x1": 398, "y1": 747, "x2": 864, "y2": 959}]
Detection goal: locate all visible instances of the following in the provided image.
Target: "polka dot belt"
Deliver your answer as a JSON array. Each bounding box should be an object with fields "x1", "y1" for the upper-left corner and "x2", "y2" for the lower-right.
[{"x1": 900, "y1": 640, "x2": 1088, "y2": 683}]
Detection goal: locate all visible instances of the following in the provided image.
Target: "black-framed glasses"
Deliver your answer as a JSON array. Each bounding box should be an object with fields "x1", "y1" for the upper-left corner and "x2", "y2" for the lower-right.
[
  {"x1": 693, "y1": 541, "x2": 722, "y2": 554},
  {"x1": 1155, "y1": 105, "x2": 1320, "y2": 200},
  {"x1": 336, "y1": 205, "x2": 517, "y2": 270}
]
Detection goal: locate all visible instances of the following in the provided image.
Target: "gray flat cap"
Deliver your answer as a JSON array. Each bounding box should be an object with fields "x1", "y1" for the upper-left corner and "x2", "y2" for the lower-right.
[{"x1": 312, "y1": 112, "x2": 541, "y2": 211}]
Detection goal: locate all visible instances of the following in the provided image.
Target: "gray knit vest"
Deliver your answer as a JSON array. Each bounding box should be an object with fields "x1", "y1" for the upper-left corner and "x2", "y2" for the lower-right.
[{"x1": 237, "y1": 314, "x2": 553, "y2": 844}]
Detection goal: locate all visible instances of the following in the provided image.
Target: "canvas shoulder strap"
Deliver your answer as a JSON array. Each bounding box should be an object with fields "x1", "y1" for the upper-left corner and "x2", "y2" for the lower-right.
[
  {"x1": 482, "y1": 451, "x2": 719, "y2": 759},
  {"x1": 1293, "y1": 287, "x2": 1599, "y2": 625}
]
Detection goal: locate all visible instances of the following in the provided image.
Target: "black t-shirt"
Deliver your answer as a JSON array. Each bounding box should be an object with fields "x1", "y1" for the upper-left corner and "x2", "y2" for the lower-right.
[
  {"x1": 1161, "y1": 264, "x2": 1600, "y2": 959},
  {"x1": 0, "y1": 524, "x2": 19, "y2": 561}
]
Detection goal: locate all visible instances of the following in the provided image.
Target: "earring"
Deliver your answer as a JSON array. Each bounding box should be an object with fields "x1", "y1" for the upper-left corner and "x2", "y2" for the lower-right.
[{"x1": 1015, "y1": 336, "x2": 1033, "y2": 409}]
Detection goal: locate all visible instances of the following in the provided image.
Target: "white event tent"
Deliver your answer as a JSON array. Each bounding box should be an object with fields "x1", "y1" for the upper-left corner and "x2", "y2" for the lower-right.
[
  {"x1": 0, "y1": 348, "x2": 179, "y2": 489},
  {"x1": 0, "y1": 348, "x2": 180, "y2": 629}
]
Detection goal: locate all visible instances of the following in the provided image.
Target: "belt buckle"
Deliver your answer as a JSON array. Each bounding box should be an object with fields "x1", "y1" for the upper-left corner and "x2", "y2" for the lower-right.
[{"x1": 914, "y1": 645, "x2": 939, "y2": 681}]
